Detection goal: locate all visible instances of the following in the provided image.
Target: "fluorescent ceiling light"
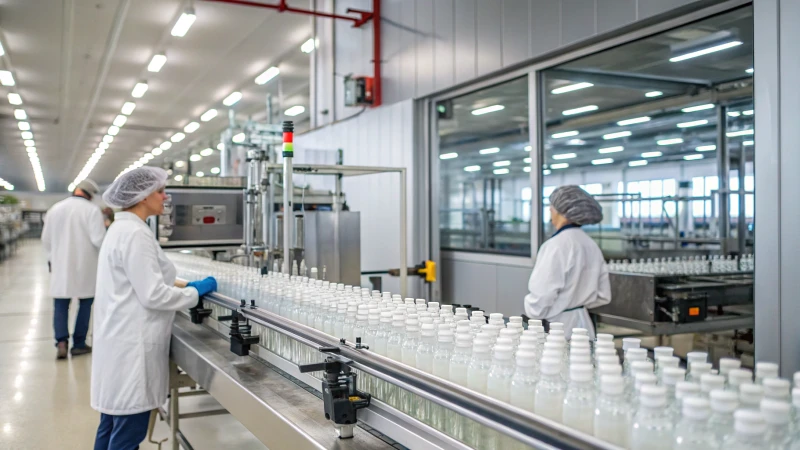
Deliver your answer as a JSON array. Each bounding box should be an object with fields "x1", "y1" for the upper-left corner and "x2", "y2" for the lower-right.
[
  {"x1": 657, "y1": 138, "x2": 684, "y2": 146},
  {"x1": 726, "y1": 129, "x2": 753, "y2": 137},
  {"x1": 21, "y1": 131, "x2": 33, "y2": 140},
  {"x1": 542, "y1": 169, "x2": 550, "y2": 175},
  {"x1": 524, "y1": 157, "x2": 532, "y2": 163},
  {"x1": 13, "y1": 109, "x2": 26, "y2": 120},
  {"x1": 629, "y1": 160, "x2": 648, "y2": 167},
  {"x1": 26, "y1": 147, "x2": 36, "y2": 153},
  {"x1": 524, "y1": 145, "x2": 532, "y2": 152},
  {"x1": 121, "y1": 102, "x2": 136, "y2": 115},
  {"x1": 99, "y1": 142, "x2": 109, "y2": 150},
  {"x1": 255, "y1": 66, "x2": 280, "y2": 85},
  {"x1": 746, "y1": 68, "x2": 754, "y2": 74},
  {"x1": 94, "y1": 148, "x2": 105, "y2": 155},
  {"x1": 160, "y1": 141, "x2": 172, "y2": 150},
  {"x1": 131, "y1": 82, "x2": 148, "y2": 98},
  {"x1": 8, "y1": 93, "x2": 22, "y2": 105},
  {"x1": 223, "y1": 91, "x2": 242, "y2": 106},
  {"x1": 603, "y1": 131, "x2": 632, "y2": 140},
  {"x1": 617, "y1": 116, "x2": 650, "y2": 126},
  {"x1": 682, "y1": 104, "x2": 714, "y2": 113},
  {"x1": 645, "y1": 91, "x2": 663, "y2": 98},
  {"x1": 171, "y1": 132, "x2": 186, "y2": 143},
  {"x1": 471, "y1": 105, "x2": 504, "y2": 116},
  {"x1": 151, "y1": 148, "x2": 163, "y2": 156},
  {"x1": 684, "y1": 154, "x2": 704, "y2": 161},
  {"x1": 567, "y1": 139, "x2": 586, "y2": 145},
  {"x1": 184, "y1": 122, "x2": 200, "y2": 133},
  {"x1": 24, "y1": 140, "x2": 34, "y2": 147},
  {"x1": 551, "y1": 163, "x2": 569, "y2": 169},
  {"x1": 217, "y1": 143, "x2": 224, "y2": 151},
  {"x1": 18, "y1": 121, "x2": 30, "y2": 131},
  {"x1": 493, "y1": 160, "x2": 511, "y2": 167},
  {"x1": 174, "y1": 175, "x2": 184, "y2": 182},
  {"x1": 439, "y1": 152, "x2": 458, "y2": 160},
  {"x1": 200, "y1": 148, "x2": 214, "y2": 157},
  {"x1": 592, "y1": 158, "x2": 614, "y2": 165},
  {"x1": 696, "y1": 145, "x2": 716, "y2": 152},
  {"x1": 143, "y1": 153, "x2": 154, "y2": 161},
  {"x1": 113, "y1": 115, "x2": 127, "y2": 127},
  {"x1": 175, "y1": 161, "x2": 185, "y2": 168},
  {"x1": 232, "y1": 132, "x2": 246, "y2": 143},
  {"x1": 743, "y1": 140, "x2": 754, "y2": 146},
  {"x1": 551, "y1": 82, "x2": 593, "y2": 94},
  {"x1": 727, "y1": 111, "x2": 741, "y2": 117},
  {"x1": 0, "y1": 42, "x2": 4, "y2": 56},
  {"x1": 479, "y1": 147, "x2": 499, "y2": 155},
  {"x1": 598, "y1": 146, "x2": 624, "y2": 154},
  {"x1": 103, "y1": 135, "x2": 114, "y2": 144},
  {"x1": 464, "y1": 165, "x2": 481, "y2": 172},
  {"x1": 677, "y1": 119, "x2": 708, "y2": 128},
  {"x1": 742, "y1": 110, "x2": 754, "y2": 116},
  {"x1": 642, "y1": 151, "x2": 663, "y2": 158},
  {"x1": 190, "y1": 154, "x2": 202, "y2": 162},
  {"x1": 285, "y1": 105, "x2": 305, "y2": 116},
  {"x1": 300, "y1": 38, "x2": 316, "y2": 53},
  {"x1": 171, "y1": 10, "x2": 197, "y2": 37},
  {"x1": 107, "y1": 125, "x2": 120, "y2": 136},
  {"x1": 0, "y1": 70, "x2": 14, "y2": 86},
  {"x1": 551, "y1": 131, "x2": 579, "y2": 139},
  {"x1": 196, "y1": 171, "x2": 204, "y2": 177},
  {"x1": 200, "y1": 109, "x2": 218, "y2": 122},
  {"x1": 147, "y1": 54, "x2": 167, "y2": 72},
  {"x1": 669, "y1": 40, "x2": 742, "y2": 62},
  {"x1": 211, "y1": 167, "x2": 221, "y2": 174},
  {"x1": 493, "y1": 168, "x2": 510, "y2": 175},
  {"x1": 552, "y1": 153, "x2": 576, "y2": 160},
  {"x1": 562, "y1": 105, "x2": 598, "y2": 116}
]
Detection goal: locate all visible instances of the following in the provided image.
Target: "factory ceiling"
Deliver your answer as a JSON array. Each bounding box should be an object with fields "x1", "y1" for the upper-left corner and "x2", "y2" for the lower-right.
[{"x1": 0, "y1": 0, "x2": 312, "y2": 192}]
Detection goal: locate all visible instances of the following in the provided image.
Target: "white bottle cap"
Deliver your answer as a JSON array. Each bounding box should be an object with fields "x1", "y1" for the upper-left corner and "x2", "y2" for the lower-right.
[
  {"x1": 546, "y1": 336, "x2": 567, "y2": 348},
  {"x1": 570, "y1": 363, "x2": 593, "y2": 382},
  {"x1": 496, "y1": 337, "x2": 514, "y2": 348},
  {"x1": 441, "y1": 305, "x2": 453, "y2": 313},
  {"x1": 542, "y1": 349, "x2": 562, "y2": 360},
  {"x1": 622, "y1": 337, "x2": 641, "y2": 351},
  {"x1": 571, "y1": 334, "x2": 590, "y2": 344},
  {"x1": 733, "y1": 409, "x2": 766, "y2": 435},
  {"x1": 528, "y1": 319, "x2": 543, "y2": 327},
  {"x1": 516, "y1": 350, "x2": 537, "y2": 367},
  {"x1": 368, "y1": 309, "x2": 381, "y2": 324},
  {"x1": 420, "y1": 323, "x2": 437, "y2": 337},
  {"x1": 625, "y1": 348, "x2": 647, "y2": 362},
  {"x1": 471, "y1": 310, "x2": 485, "y2": 318},
  {"x1": 675, "y1": 381, "x2": 701, "y2": 399},
  {"x1": 428, "y1": 302, "x2": 440, "y2": 309},
  {"x1": 656, "y1": 355, "x2": 679, "y2": 370},
  {"x1": 756, "y1": 362, "x2": 780, "y2": 380},
  {"x1": 595, "y1": 340, "x2": 615, "y2": 350},
  {"x1": 437, "y1": 329, "x2": 454, "y2": 343},
  {"x1": 570, "y1": 347, "x2": 591, "y2": 359},
  {"x1": 379, "y1": 311, "x2": 393, "y2": 324},
  {"x1": 760, "y1": 398, "x2": 790, "y2": 425},
  {"x1": 719, "y1": 357, "x2": 742, "y2": 375},
  {"x1": 701, "y1": 374, "x2": 726, "y2": 394},
  {"x1": 455, "y1": 332, "x2": 473, "y2": 348},
  {"x1": 635, "y1": 372, "x2": 657, "y2": 390},
  {"x1": 595, "y1": 347, "x2": 616, "y2": 358},
  {"x1": 572, "y1": 327, "x2": 588, "y2": 336},
  {"x1": 740, "y1": 383, "x2": 764, "y2": 407},
  {"x1": 489, "y1": 312, "x2": 503, "y2": 321},
  {"x1": 509, "y1": 316, "x2": 523, "y2": 324},
  {"x1": 598, "y1": 363, "x2": 622, "y2": 377},
  {"x1": 793, "y1": 388, "x2": 800, "y2": 409},
  {"x1": 570, "y1": 353, "x2": 592, "y2": 366},
  {"x1": 549, "y1": 329, "x2": 566, "y2": 338},
  {"x1": 596, "y1": 333, "x2": 614, "y2": 342},
  {"x1": 686, "y1": 351, "x2": 708, "y2": 365},
  {"x1": 710, "y1": 389, "x2": 739, "y2": 413},
  {"x1": 571, "y1": 341, "x2": 590, "y2": 351},
  {"x1": 539, "y1": 357, "x2": 561, "y2": 375},
  {"x1": 762, "y1": 378, "x2": 790, "y2": 400},
  {"x1": 631, "y1": 360, "x2": 654, "y2": 375},
  {"x1": 689, "y1": 361, "x2": 712, "y2": 376},
  {"x1": 492, "y1": 344, "x2": 514, "y2": 360},
  {"x1": 601, "y1": 375, "x2": 625, "y2": 395},
  {"x1": 473, "y1": 337, "x2": 492, "y2": 354},
  {"x1": 793, "y1": 371, "x2": 800, "y2": 388},
  {"x1": 682, "y1": 396, "x2": 710, "y2": 420},
  {"x1": 499, "y1": 328, "x2": 518, "y2": 339},
  {"x1": 530, "y1": 325, "x2": 545, "y2": 334},
  {"x1": 662, "y1": 367, "x2": 687, "y2": 386},
  {"x1": 653, "y1": 346, "x2": 674, "y2": 359},
  {"x1": 455, "y1": 307, "x2": 468, "y2": 315},
  {"x1": 639, "y1": 384, "x2": 667, "y2": 407},
  {"x1": 519, "y1": 335, "x2": 538, "y2": 346},
  {"x1": 404, "y1": 318, "x2": 419, "y2": 332},
  {"x1": 549, "y1": 322, "x2": 564, "y2": 331},
  {"x1": 597, "y1": 355, "x2": 619, "y2": 367},
  {"x1": 729, "y1": 368, "x2": 754, "y2": 387}
]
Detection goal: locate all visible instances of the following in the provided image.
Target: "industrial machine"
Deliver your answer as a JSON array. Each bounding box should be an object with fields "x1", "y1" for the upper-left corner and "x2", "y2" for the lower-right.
[{"x1": 151, "y1": 186, "x2": 244, "y2": 248}]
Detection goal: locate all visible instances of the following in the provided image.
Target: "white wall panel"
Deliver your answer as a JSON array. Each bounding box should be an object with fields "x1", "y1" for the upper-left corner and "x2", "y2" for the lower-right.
[
  {"x1": 475, "y1": 0, "x2": 503, "y2": 77},
  {"x1": 415, "y1": 0, "x2": 435, "y2": 96},
  {"x1": 596, "y1": 0, "x2": 638, "y2": 33},
  {"x1": 638, "y1": 0, "x2": 700, "y2": 19},
  {"x1": 433, "y1": 0, "x2": 456, "y2": 91},
  {"x1": 502, "y1": 0, "x2": 531, "y2": 66},
  {"x1": 561, "y1": 0, "x2": 598, "y2": 45},
  {"x1": 453, "y1": 0, "x2": 478, "y2": 85}
]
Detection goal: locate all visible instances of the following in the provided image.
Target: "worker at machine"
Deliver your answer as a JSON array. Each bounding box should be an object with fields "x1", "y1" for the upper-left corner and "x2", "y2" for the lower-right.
[
  {"x1": 524, "y1": 185, "x2": 611, "y2": 339},
  {"x1": 41, "y1": 178, "x2": 106, "y2": 359},
  {"x1": 91, "y1": 167, "x2": 217, "y2": 450}
]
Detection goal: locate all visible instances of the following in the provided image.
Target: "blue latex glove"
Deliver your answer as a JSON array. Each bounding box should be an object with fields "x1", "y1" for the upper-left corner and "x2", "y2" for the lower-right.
[{"x1": 187, "y1": 277, "x2": 217, "y2": 297}]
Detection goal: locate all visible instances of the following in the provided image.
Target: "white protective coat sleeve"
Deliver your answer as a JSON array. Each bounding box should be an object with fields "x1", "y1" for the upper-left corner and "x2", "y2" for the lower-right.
[
  {"x1": 41, "y1": 215, "x2": 51, "y2": 262},
  {"x1": 124, "y1": 229, "x2": 198, "y2": 311},
  {"x1": 524, "y1": 242, "x2": 568, "y2": 319},
  {"x1": 88, "y1": 207, "x2": 106, "y2": 249},
  {"x1": 584, "y1": 263, "x2": 612, "y2": 309}
]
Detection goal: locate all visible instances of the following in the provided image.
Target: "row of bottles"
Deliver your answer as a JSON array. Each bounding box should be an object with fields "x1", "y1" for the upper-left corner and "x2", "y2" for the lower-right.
[{"x1": 608, "y1": 254, "x2": 753, "y2": 275}]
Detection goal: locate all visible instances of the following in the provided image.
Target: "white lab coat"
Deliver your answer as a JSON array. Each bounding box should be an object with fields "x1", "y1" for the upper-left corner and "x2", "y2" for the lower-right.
[
  {"x1": 91, "y1": 212, "x2": 199, "y2": 415},
  {"x1": 524, "y1": 227, "x2": 611, "y2": 340},
  {"x1": 41, "y1": 196, "x2": 106, "y2": 299}
]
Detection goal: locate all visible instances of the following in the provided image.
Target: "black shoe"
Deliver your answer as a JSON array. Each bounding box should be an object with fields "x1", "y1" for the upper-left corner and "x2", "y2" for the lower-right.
[
  {"x1": 56, "y1": 342, "x2": 68, "y2": 360},
  {"x1": 70, "y1": 345, "x2": 92, "y2": 356}
]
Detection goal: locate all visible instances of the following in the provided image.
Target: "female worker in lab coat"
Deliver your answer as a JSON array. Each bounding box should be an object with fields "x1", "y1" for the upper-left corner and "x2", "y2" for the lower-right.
[
  {"x1": 91, "y1": 167, "x2": 217, "y2": 450},
  {"x1": 524, "y1": 185, "x2": 611, "y2": 339}
]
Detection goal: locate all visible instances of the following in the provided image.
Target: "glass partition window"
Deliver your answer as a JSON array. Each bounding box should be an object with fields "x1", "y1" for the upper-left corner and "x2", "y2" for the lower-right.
[{"x1": 437, "y1": 77, "x2": 531, "y2": 256}]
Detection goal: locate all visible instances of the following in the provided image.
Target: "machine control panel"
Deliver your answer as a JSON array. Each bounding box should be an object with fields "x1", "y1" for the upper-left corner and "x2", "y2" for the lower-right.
[{"x1": 192, "y1": 205, "x2": 227, "y2": 225}]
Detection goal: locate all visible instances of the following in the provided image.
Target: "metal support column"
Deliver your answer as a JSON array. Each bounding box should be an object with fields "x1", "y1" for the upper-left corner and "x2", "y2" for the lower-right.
[
  {"x1": 282, "y1": 121, "x2": 294, "y2": 274},
  {"x1": 738, "y1": 144, "x2": 747, "y2": 254},
  {"x1": 716, "y1": 104, "x2": 730, "y2": 254},
  {"x1": 399, "y1": 169, "x2": 408, "y2": 298},
  {"x1": 170, "y1": 386, "x2": 179, "y2": 450}
]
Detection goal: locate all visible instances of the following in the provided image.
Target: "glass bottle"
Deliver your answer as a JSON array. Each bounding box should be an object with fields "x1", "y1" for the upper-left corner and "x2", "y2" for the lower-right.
[
  {"x1": 534, "y1": 357, "x2": 566, "y2": 423},
  {"x1": 673, "y1": 397, "x2": 719, "y2": 449},
  {"x1": 708, "y1": 389, "x2": 739, "y2": 445},
  {"x1": 562, "y1": 363, "x2": 595, "y2": 435},
  {"x1": 630, "y1": 384, "x2": 674, "y2": 450},
  {"x1": 722, "y1": 410, "x2": 766, "y2": 450},
  {"x1": 761, "y1": 398, "x2": 792, "y2": 449},
  {"x1": 594, "y1": 374, "x2": 630, "y2": 448}
]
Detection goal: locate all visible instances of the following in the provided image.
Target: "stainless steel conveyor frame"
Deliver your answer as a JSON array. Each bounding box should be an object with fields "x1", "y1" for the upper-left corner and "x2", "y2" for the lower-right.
[{"x1": 166, "y1": 287, "x2": 620, "y2": 450}]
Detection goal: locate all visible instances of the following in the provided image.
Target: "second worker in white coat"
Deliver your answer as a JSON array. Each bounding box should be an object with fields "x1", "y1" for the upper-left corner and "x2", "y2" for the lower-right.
[{"x1": 524, "y1": 185, "x2": 611, "y2": 339}]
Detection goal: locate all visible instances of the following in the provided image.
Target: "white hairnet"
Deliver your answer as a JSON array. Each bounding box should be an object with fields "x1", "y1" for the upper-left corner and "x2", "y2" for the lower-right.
[
  {"x1": 550, "y1": 185, "x2": 603, "y2": 225},
  {"x1": 103, "y1": 167, "x2": 168, "y2": 209}
]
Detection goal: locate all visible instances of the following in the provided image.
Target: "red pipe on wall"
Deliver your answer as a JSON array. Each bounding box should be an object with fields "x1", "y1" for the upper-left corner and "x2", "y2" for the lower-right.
[{"x1": 371, "y1": 0, "x2": 381, "y2": 107}]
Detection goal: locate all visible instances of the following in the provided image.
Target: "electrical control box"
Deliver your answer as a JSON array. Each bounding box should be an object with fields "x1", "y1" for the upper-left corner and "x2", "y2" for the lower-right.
[{"x1": 344, "y1": 75, "x2": 374, "y2": 106}]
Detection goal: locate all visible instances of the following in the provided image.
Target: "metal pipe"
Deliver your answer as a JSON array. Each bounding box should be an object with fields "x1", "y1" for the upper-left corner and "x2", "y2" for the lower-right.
[
  {"x1": 717, "y1": 104, "x2": 730, "y2": 253},
  {"x1": 399, "y1": 169, "x2": 407, "y2": 298},
  {"x1": 262, "y1": 94, "x2": 275, "y2": 261},
  {"x1": 738, "y1": 145, "x2": 747, "y2": 254},
  {"x1": 282, "y1": 121, "x2": 294, "y2": 274}
]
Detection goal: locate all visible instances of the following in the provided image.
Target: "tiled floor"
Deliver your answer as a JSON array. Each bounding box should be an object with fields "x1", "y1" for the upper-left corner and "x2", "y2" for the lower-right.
[{"x1": 0, "y1": 240, "x2": 267, "y2": 450}]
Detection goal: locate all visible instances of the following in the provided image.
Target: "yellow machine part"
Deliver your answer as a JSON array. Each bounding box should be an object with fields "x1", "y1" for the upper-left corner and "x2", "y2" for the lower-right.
[{"x1": 417, "y1": 260, "x2": 437, "y2": 283}]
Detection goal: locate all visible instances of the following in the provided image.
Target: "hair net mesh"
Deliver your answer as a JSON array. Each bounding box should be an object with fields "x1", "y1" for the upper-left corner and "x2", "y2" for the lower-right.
[
  {"x1": 549, "y1": 185, "x2": 603, "y2": 225},
  {"x1": 103, "y1": 167, "x2": 169, "y2": 209}
]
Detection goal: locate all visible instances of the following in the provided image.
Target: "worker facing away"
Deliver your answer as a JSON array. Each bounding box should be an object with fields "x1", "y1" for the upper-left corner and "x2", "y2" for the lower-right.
[
  {"x1": 41, "y1": 178, "x2": 106, "y2": 359},
  {"x1": 91, "y1": 167, "x2": 217, "y2": 450},
  {"x1": 524, "y1": 185, "x2": 611, "y2": 340}
]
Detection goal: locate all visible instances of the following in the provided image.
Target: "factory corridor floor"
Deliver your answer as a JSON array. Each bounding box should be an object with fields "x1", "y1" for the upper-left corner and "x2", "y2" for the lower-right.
[{"x1": 0, "y1": 240, "x2": 267, "y2": 450}]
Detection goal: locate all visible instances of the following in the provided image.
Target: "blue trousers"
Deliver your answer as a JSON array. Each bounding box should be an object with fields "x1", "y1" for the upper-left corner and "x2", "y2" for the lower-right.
[
  {"x1": 53, "y1": 297, "x2": 93, "y2": 348},
  {"x1": 94, "y1": 411, "x2": 151, "y2": 450}
]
